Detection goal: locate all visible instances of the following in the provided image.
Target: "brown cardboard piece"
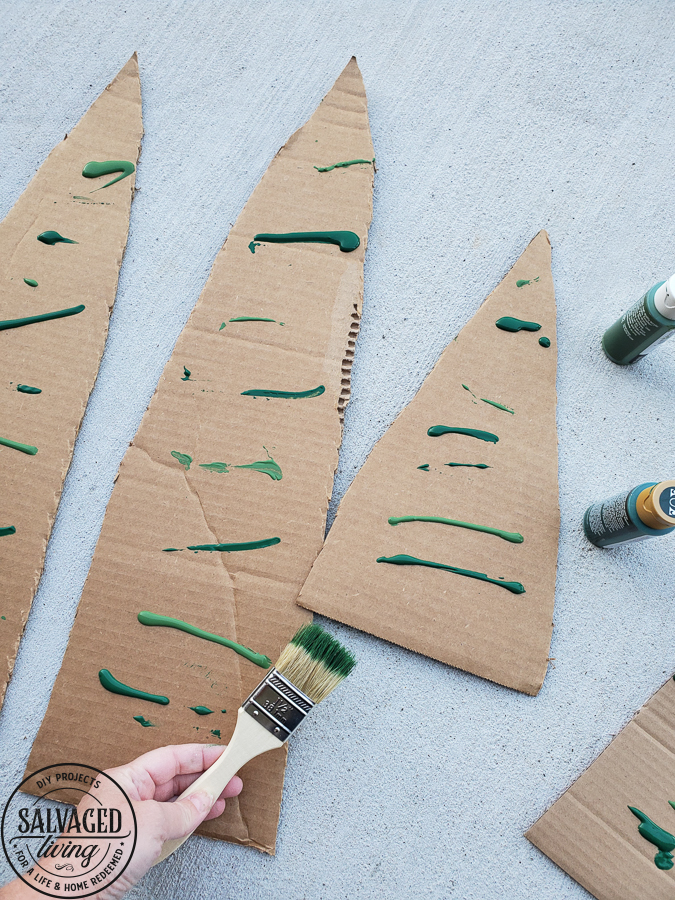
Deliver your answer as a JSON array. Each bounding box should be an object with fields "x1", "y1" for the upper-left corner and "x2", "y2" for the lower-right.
[
  {"x1": 527, "y1": 675, "x2": 675, "y2": 900},
  {"x1": 297, "y1": 231, "x2": 558, "y2": 695},
  {"x1": 27, "y1": 58, "x2": 374, "y2": 853},
  {"x1": 0, "y1": 56, "x2": 142, "y2": 704}
]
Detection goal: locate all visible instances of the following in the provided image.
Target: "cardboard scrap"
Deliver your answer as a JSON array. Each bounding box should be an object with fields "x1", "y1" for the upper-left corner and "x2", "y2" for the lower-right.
[
  {"x1": 0, "y1": 55, "x2": 142, "y2": 705},
  {"x1": 297, "y1": 231, "x2": 558, "y2": 695},
  {"x1": 527, "y1": 676, "x2": 675, "y2": 900},
  {"x1": 27, "y1": 58, "x2": 374, "y2": 853}
]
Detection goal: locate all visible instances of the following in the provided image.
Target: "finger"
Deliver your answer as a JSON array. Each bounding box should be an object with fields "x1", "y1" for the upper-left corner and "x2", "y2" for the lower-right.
[
  {"x1": 203, "y1": 798, "x2": 226, "y2": 821},
  {"x1": 157, "y1": 791, "x2": 214, "y2": 842},
  {"x1": 109, "y1": 744, "x2": 224, "y2": 801},
  {"x1": 156, "y1": 770, "x2": 243, "y2": 804}
]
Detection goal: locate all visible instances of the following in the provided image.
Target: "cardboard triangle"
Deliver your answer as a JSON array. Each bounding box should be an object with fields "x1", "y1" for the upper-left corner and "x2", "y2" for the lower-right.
[
  {"x1": 0, "y1": 55, "x2": 142, "y2": 705},
  {"x1": 27, "y1": 58, "x2": 374, "y2": 852},
  {"x1": 298, "y1": 231, "x2": 558, "y2": 695},
  {"x1": 527, "y1": 675, "x2": 675, "y2": 900}
]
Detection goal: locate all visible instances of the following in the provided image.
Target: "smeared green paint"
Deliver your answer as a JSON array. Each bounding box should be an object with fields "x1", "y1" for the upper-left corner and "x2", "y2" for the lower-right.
[
  {"x1": 0, "y1": 436, "x2": 38, "y2": 455},
  {"x1": 462, "y1": 384, "x2": 478, "y2": 399},
  {"x1": 235, "y1": 458, "x2": 282, "y2": 480},
  {"x1": 628, "y1": 807, "x2": 675, "y2": 870},
  {"x1": 219, "y1": 322, "x2": 227, "y2": 330},
  {"x1": 242, "y1": 385, "x2": 325, "y2": 399},
  {"x1": 481, "y1": 398, "x2": 514, "y2": 415},
  {"x1": 210, "y1": 729, "x2": 222, "y2": 739},
  {"x1": 0, "y1": 526, "x2": 16, "y2": 537},
  {"x1": 137, "y1": 610, "x2": 271, "y2": 668},
  {"x1": 229, "y1": 316, "x2": 277, "y2": 324},
  {"x1": 314, "y1": 158, "x2": 375, "y2": 172},
  {"x1": 0, "y1": 304, "x2": 85, "y2": 331},
  {"x1": 17, "y1": 385, "x2": 41, "y2": 394},
  {"x1": 516, "y1": 279, "x2": 530, "y2": 287},
  {"x1": 133, "y1": 716, "x2": 155, "y2": 727},
  {"x1": 181, "y1": 366, "x2": 191, "y2": 381},
  {"x1": 199, "y1": 462, "x2": 230, "y2": 473},
  {"x1": 37, "y1": 231, "x2": 78, "y2": 245},
  {"x1": 23, "y1": 278, "x2": 38, "y2": 287},
  {"x1": 539, "y1": 336, "x2": 551, "y2": 348},
  {"x1": 417, "y1": 464, "x2": 430, "y2": 471},
  {"x1": 376, "y1": 555, "x2": 525, "y2": 594},
  {"x1": 171, "y1": 451, "x2": 192, "y2": 471},
  {"x1": 427, "y1": 426, "x2": 499, "y2": 443},
  {"x1": 187, "y1": 537, "x2": 281, "y2": 553},
  {"x1": 190, "y1": 706, "x2": 214, "y2": 716},
  {"x1": 388, "y1": 515, "x2": 523, "y2": 544},
  {"x1": 253, "y1": 232, "x2": 360, "y2": 252},
  {"x1": 248, "y1": 241, "x2": 262, "y2": 254},
  {"x1": 445, "y1": 463, "x2": 491, "y2": 469},
  {"x1": 98, "y1": 668, "x2": 169, "y2": 705},
  {"x1": 82, "y1": 160, "x2": 135, "y2": 191},
  {"x1": 495, "y1": 317, "x2": 541, "y2": 333}
]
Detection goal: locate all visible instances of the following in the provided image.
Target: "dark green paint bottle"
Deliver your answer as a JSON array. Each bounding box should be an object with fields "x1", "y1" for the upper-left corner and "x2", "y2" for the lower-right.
[
  {"x1": 583, "y1": 480, "x2": 675, "y2": 547},
  {"x1": 602, "y1": 276, "x2": 675, "y2": 364}
]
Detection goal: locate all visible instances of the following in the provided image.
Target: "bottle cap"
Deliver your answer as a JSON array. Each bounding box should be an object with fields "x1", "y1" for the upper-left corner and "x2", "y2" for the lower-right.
[
  {"x1": 636, "y1": 481, "x2": 675, "y2": 529},
  {"x1": 653, "y1": 275, "x2": 675, "y2": 321}
]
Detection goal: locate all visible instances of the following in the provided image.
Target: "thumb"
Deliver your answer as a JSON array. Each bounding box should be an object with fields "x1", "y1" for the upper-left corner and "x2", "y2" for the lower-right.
[{"x1": 160, "y1": 791, "x2": 214, "y2": 842}]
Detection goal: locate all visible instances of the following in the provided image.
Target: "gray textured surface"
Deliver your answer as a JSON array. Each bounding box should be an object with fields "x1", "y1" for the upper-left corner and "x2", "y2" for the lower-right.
[{"x1": 1, "y1": 2, "x2": 675, "y2": 898}]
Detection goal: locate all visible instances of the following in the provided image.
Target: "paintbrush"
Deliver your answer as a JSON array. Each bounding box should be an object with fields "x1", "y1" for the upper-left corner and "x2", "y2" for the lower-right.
[{"x1": 154, "y1": 623, "x2": 355, "y2": 864}]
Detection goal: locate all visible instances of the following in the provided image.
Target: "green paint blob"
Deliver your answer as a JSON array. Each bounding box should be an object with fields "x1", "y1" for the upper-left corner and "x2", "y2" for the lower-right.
[
  {"x1": 234, "y1": 458, "x2": 282, "y2": 480},
  {"x1": 98, "y1": 668, "x2": 169, "y2": 705},
  {"x1": 445, "y1": 463, "x2": 491, "y2": 469},
  {"x1": 219, "y1": 322, "x2": 227, "y2": 330},
  {"x1": 190, "y1": 706, "x2": 214, "y2": 716},
  {"x1": 462, "y1": 384, "x2": 478, "y2": 398},
  {"x1": 0, "y1": 526, "x2": 16, "y2": 537},
  {"x1": 481, "y1": 398, "x2": 514, "y2": 415},
  {"x1": 162, "y1": 548, "x2": 182, "y2": 552},
  {"x1": 210, "y1": 729, "x2": 222, "y2": 739},
  {"x1": 539, "y1": 336, "x2": 551, "y2": 348},
  {"x1": 388, "y1": 515, "x2": 523, "y2": 543},
  {"x1": 376, "y1": 555, "x2": 525, "y2": 594},
  {"x1": 516, "y1": 279, "x2": 531, "y2": 287},
  {"x1": 241, "y1": 385, "x2": 325, "y2": 399},
  {"x1": 133, "y1": 716, "x2": 155, "y2": 727},
  {"x1": 248, "y1": 241, "x2": 261, "y2": 254},
  {"x1": 23, "y1": 278, "x2": 38, "y2": 287},
  {"x1": 186, "y1": 537, "x2": 281, "y2": 553},
  {"x1": 181, "y1": 366, "x2": 191, "y2": 381},
  {"x1": 37, "y1": 231, "x2": 78, "y2": 245},
  {"x1": 314, "y1": 158, "x2": 375, "y2": 172},
  {"x1": 628, "y1": 807, "x2": 675, "y2": 869},
  {"x1": 427, "y1": 426, "x2": 499, "y2": 443},
  {"x1": 221, "y1": 709, "x2": 227, "y2": 714},
  {"x1": 495, "y1": 317, "x2": 541, "y2": 333},
  {"x1": 17, "y1": 385, "x2": 41, "y2": 394},
  {"x1": 0, "y1": 436, "x2": 38, "y2": 455},
  {"x1": 417, "y1": 464, "x2": 430, "y2": 471},
  {"x1": 0, "y1": 304, "x2": 85, "y2": 331},
  {"x1": 199, "y1": 462, "x2": 230, "y2": 473},
  {"x1": 229, "y1": 316, "x2": 277, "y2": 324},
  {"x1": 82, "y1": 160, "x2": 135, "y2": 191},
  {"x1": 253, "y1": 232, "x2": 360, "y2": 252},
  {"x1": 1, "y1": 617, "x2": 5, "y2": 620},
  {"x1": 171, "y1": 451, "x2": 192, "y2": 471},
  {"x1": 137, "y1": 610, "x2": 271, "y2": 668}
]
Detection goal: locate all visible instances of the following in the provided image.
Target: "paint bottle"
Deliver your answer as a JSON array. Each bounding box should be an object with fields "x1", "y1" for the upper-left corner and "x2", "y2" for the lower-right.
[
  {"x1": 602, "y1": 275, "x2": 675, "y2": 364},
  {"x1": 583, "y1": 481, "x2": 675, "y2": 548}
]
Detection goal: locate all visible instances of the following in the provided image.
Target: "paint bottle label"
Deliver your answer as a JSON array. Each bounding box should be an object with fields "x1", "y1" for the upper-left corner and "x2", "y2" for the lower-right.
[
  {"x1": 602, "y1": 280, "x2": 675, "y2": 364},
  {"x1": 583, "y1": 490, "x2": 643, "y2": 547}
]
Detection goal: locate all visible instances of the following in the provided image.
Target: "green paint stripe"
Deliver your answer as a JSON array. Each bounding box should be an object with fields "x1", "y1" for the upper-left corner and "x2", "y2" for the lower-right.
[
  {"x1": 186, "y1": 537, "x2": 281, "y2": 553},
  {"x1": 253, "y1": 231, "x2": 360, "y2": 252},
  {"x1": 0, "y1": 526, "x2": 16, "y2": 536},
  {"x1": 388, "y1": 515, "x2": 523, "y2": 543},
  {"x1": 0, "y1": 436, "x2": 38, "y2": 455},
  {"x1": 376, "y1": 554, "x2": 525, "y2": 594},
  {"x1": 0, "y1": 304, "x2": 85, "y2": 331},
  {"x1": 241, "y1": 385, "x2": 325, "y2": 399},
  {"x1": 427, "y1": 426, "x2": 498, "y2": 443},
  {"x1": 481, "y1": 398, "x2": 514, "y2": 414},
  {"x1": 314, "y1": 158, "x2": 375, "y2": 172},
  {"x1": 99, "y1": 669, "x2": 169, "y2": 705},
  {"x1": 17, "y1": 385, "x2": 41, "y2": 394}
]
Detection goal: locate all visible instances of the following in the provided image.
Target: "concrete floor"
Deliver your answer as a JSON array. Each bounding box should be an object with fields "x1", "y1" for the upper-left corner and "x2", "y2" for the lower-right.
[{"x1": 2, "y1": 2, "x2": 675, "y2": 897}]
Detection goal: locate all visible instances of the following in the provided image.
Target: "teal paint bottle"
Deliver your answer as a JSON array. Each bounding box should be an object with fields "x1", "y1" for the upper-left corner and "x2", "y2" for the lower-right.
[
  {"x1": 602, "y1": 275, "x2": 675, "y2": 364},
  {"x1": 583, "y1": 481, "x2": 675, "y2": 547}
]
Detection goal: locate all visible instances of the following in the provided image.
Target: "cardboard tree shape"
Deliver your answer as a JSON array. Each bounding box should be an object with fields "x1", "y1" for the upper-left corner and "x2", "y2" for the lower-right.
[
  {"x1": 527, "y1": 676, "x2": 675, "y2": 900},
  {"x1": 298, "y1": 231, "x2": 558, "y2": 695},
  {"x1": 0, "y1": 55, "x2": 143, "y2": 705},
  {"x1": 28, "y1": 58, "x2": 374, "y2": 853}
]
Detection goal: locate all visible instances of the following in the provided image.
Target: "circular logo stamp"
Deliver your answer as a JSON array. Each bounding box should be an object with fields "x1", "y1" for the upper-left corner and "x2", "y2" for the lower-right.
[{"x1": 2, "y1": 763, "x2": 137, "y2": 898}]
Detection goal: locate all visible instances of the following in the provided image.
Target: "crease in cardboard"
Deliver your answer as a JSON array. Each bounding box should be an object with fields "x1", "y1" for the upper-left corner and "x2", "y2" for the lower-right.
[
  {"x1": 27, "y1": 57, "x2": 374, "y2": 853},
  {"x1": 297, "y1": 231, "x2": 559, "y2": 696}
]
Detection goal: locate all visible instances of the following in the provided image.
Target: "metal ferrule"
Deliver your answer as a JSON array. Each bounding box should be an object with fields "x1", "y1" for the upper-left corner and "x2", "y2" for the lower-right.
[{"x1": 242, "y1": 668, "x2": 315, "y2": 742}]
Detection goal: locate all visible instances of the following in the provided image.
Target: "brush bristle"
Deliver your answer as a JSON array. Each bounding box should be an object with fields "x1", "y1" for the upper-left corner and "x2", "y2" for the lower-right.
[{"x1": 275, "y1": 623, "x2": 356, "y2": 703}]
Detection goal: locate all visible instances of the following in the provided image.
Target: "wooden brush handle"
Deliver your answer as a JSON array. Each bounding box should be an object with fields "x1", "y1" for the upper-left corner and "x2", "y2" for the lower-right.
[{"x1": 153, "y1": 708, "x2": 284, "y2": 865}]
